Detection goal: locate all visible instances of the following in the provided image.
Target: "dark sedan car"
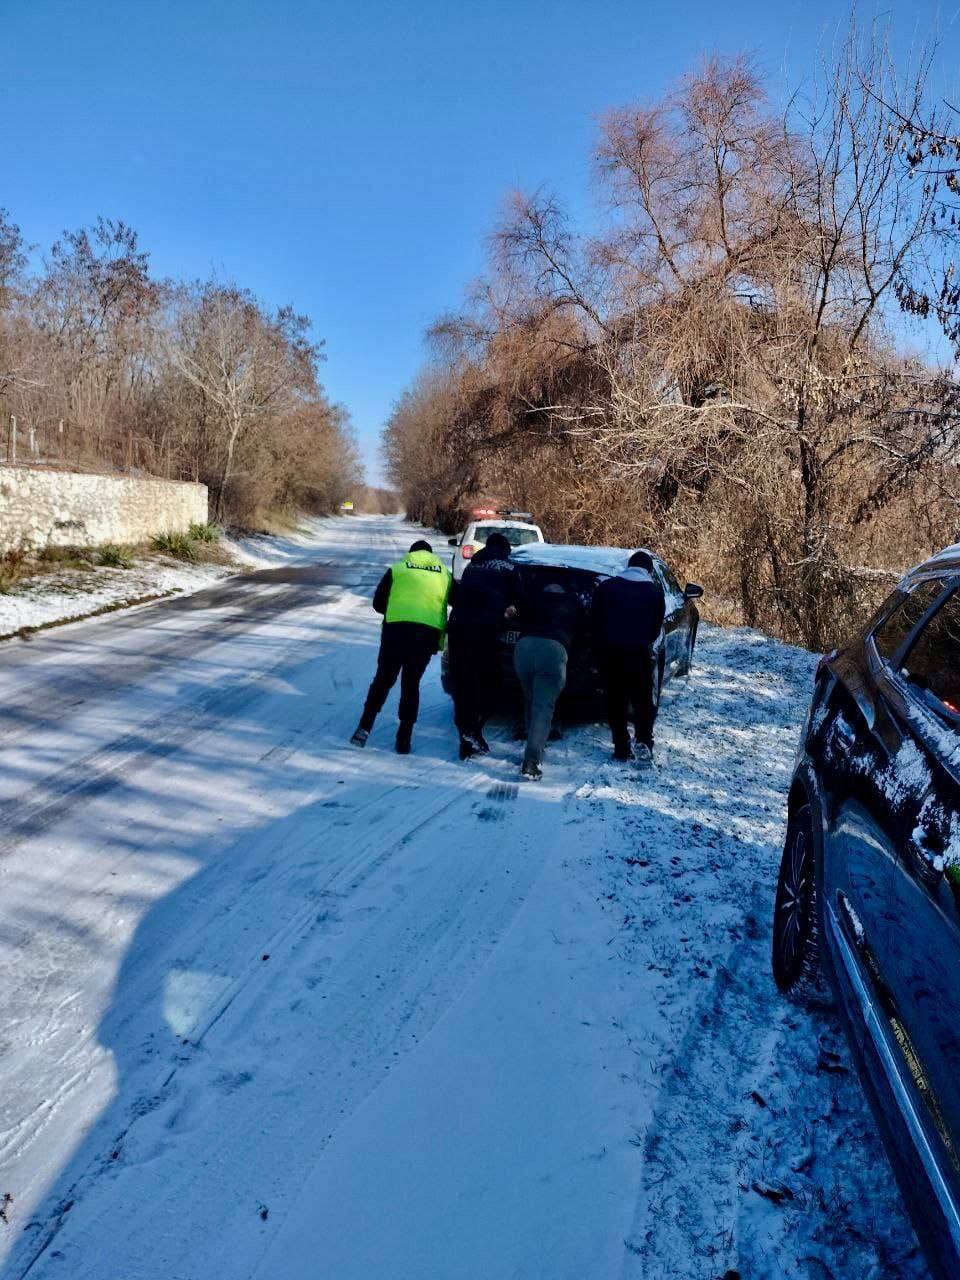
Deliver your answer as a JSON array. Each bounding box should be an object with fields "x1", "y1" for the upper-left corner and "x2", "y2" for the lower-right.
[
  {"x1": 440, "y1": 543, "x2": 703, "y2": 706},
  {"x1": 772, "y1": 545, "x2": 960, "y2": 1279}
]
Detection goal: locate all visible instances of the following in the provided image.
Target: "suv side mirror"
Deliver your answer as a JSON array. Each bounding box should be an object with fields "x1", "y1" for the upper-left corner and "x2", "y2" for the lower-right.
[
  {"x1": 448, "y1": 537, "x2": 459, "y2": 547},
  {"x1": 684, "y1": 583, "x2": 704, "y2": 600}
]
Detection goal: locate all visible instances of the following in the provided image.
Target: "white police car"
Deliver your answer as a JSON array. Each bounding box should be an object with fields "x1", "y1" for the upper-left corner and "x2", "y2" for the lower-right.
[{"x1": 448, "y1": 509, "x2": 544, "y2": 582}]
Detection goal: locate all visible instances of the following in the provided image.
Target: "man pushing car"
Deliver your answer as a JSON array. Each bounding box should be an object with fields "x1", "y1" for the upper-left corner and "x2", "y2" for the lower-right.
[
  {"x1": 447, "y1": 531, "x2": 524, "y2": 760},
  {"x1": 590, "y1": 550, "x2": 666, "y2": 762}
]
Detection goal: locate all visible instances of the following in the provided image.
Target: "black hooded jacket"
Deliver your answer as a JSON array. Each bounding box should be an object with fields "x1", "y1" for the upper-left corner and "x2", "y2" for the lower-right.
[
  {"x1": 448, "y1": 537, "x2": 524, "y2": 631},
  {"x1": 591, "y1": 569, "x2": 666, "y2": 651}
]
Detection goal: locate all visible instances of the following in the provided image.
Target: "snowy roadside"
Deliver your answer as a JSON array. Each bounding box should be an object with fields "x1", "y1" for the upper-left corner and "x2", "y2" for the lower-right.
[
  {"x1": 0, "y1": 514, "x2": 368, "y2": 639},
  {"x1": 0, "y1": 557, "x2": 233, "y2": 638}
]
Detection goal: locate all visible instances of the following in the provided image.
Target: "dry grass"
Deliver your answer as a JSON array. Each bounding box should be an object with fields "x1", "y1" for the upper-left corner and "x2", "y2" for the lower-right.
[
  {"x1": 0, "y1": 547, "x2": 28, "y2": 593},
  {"x1": 241, "y1": 510, "x2": 304, "y2": 537}
]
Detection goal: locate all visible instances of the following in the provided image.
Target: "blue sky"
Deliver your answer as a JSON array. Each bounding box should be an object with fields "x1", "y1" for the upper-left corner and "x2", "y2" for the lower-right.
[{"x1": 4, "y1": 1, "x2": 957, "y2": 482}]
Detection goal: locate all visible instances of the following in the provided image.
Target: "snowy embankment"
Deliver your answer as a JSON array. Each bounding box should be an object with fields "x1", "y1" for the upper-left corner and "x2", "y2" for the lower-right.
[
  {"x1": 0, "y1": 515, "x2": 926, "y2": 1280},
  {"x1": 0, "y1": 515, "x2": 347, "y2": 638}
]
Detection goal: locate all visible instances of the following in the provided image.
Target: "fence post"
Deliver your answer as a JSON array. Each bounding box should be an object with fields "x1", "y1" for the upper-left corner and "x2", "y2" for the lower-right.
[
  {"x1": 9, "y1": 416, "x2": 15, "y2": 464},
  {"x1": 28, "y1": 426, "x2": 36, "y2": 456},
  {"x1": 58, "y1": 419, "x2": 64, "y2": 463}
]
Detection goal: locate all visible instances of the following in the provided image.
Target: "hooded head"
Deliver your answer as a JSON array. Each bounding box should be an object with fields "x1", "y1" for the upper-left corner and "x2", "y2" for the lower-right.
[
  {"x1": 628, "y1": 550, "x2": 654, "y2": 572},
  {"x1": 483, "y1": 532, "x2": 511, "y2": 559},
  {"x1": 409, "y1": 539, "x2": 433, "y2": 554}
]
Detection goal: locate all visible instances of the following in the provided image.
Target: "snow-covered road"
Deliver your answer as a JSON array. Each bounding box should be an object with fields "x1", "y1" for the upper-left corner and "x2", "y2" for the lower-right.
[{"x1": 0, "y1": 515, "x2": 927, "y2": 1278}]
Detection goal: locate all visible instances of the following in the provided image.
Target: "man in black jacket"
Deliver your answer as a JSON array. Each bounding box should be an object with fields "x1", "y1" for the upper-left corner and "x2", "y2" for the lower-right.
[
  {"x1": 590, "y1": 550, "x2": 666, "y2": 762},
  {"x1": 447, "y1": 532, "x2": 524, "y2": 760}
]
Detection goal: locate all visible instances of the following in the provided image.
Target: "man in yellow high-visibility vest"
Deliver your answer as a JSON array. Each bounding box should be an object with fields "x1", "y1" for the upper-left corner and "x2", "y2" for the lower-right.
[{"x1": 351, "y1": 540, "x2": 451, "y2": 754}]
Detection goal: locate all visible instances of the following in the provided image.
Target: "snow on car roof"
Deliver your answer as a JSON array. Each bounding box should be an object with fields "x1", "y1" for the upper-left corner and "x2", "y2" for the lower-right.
[
  {"x1": 921, "y1": 542, "x2": 960, "y2": 569},
  {"x1": 512, "y1": 543, "x2": 656, "y2": 576}
]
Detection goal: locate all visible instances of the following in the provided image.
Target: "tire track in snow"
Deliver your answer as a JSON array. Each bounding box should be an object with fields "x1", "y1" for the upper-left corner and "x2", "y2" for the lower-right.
[
  {"x1": 0, "y1": 518, "x2": 429, "y2": 1262},
  {"x1": 9, "y1": 755, "x2": 572, "y2": 1280},
  {"x1": 0, "y1": 580, "x2": 372, "y2": 864},
  {"x1": 0, "y1": 578, "x2": 318, "y2": 752},
  {"x1": 620, "y1": 889, "x2": 780, "y2": 1280}
]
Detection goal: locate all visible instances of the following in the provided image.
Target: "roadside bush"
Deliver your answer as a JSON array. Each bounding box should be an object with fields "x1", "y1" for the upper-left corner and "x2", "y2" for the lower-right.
[
  {"x1": 151, "y1": 531, "x2": 198, "y2": 562},
  {"x1": 188, "y1": 522, "x2": 219, "y2": 544},
  {"x1": 0, "y1": 546, "x2": 28, "y2": 592},
  {"x1": 37, "y1": 545, "x2": 94, "y2": 569},
  {"x1": 97, "y1": 544, "x2": 134, "y2": 569}
]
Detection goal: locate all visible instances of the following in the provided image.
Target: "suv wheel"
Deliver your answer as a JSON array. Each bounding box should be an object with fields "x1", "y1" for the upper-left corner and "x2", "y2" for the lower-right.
[{"x1": 772, "y1": 802, "x2": 821, "y2": 997}]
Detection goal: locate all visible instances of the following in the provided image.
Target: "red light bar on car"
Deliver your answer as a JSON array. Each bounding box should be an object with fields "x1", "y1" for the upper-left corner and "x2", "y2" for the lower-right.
[
  {"x1": 470, "y1": 507, "x2": 534, "y2": 521},
  {"x1": 461, "y1": 545, "x2": 475, "y2": 559}
]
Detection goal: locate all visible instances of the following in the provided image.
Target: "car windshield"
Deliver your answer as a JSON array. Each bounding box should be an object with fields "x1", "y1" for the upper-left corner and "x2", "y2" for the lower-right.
[{"x1": 475, "y1": 524, "x2": 539, "y2": 547}]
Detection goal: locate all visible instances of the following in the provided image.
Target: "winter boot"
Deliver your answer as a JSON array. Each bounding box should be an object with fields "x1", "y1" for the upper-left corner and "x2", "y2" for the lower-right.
[
  {"x1": 613, "y1": 737, "x2": 634, "y2": 762},
  {"x1": 461, "y1": 730, "x2": 488, "y2": 755},
  {"x1": 350, "y1": 725, "x2": 370, "y2": 748},
  {"x1": 459, "y1": 735, "x2": 477, "y2": 761},
  {"x1": 635, "y1": 741, "x2": 654, "y2": 766},
  {"x1": 395, "y1": 722, "x2": 413, "y2": 755},
  {"x1": 521, "y1": 756, "x2": 542, "y2": 782}
]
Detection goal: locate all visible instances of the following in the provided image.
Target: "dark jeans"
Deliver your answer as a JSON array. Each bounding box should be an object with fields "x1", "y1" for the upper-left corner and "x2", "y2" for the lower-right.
[
  {"x1": 360, "y1": 623, "x2": 438, "y2": 730},
  {"x1": 448, "y1": 624, "x2": 501, "y2": 738},
  {"x1": 598, "y1": 646, "x2": 657, "y2": 749}
]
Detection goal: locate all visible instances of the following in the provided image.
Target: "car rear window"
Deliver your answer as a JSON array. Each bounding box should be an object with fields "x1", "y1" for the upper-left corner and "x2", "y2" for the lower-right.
[
  {"x1": 900, "y1": 589, "x2": 960, "y2": 719},
  {"x1": 475, "y1": 524, "x2": 540, "y2": 547},
  {"x1": 872, "y1": 579, "x2": 948, "y2": 664}
]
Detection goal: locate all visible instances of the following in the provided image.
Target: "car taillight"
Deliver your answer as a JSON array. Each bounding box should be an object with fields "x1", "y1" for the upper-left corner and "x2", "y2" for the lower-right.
[{"x1": 462, "y1": 545, "x2": 475, "y2": 559}]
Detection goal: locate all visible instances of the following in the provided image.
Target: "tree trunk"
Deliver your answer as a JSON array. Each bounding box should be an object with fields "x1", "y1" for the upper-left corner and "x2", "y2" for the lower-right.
[{"x1": 217, "y1": 414, "x2": 243, "y2": 522}]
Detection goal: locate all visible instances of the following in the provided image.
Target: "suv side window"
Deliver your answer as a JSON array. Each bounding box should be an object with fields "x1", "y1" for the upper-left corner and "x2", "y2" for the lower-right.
[
  {"x1": 900, "y1": 589, "x2": 960, "y2": 719},
  {"x1": 872, "y1": 579, "x2": 948, "y2": 664}
]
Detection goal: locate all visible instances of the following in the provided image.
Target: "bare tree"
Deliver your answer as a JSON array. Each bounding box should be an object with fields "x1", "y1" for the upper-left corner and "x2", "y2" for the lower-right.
[
  {"x1": 0, "y1": 216, "x2": 360, "y2": 524},
  {"x1": 167, "y1": 283, "x2": 319, "y2": 519}
]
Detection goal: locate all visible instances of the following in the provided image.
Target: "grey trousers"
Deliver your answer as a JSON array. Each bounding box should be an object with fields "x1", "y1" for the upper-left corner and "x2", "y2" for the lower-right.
[{"x1": 513, "y1": 636, "x2": 567, "y2": 767}]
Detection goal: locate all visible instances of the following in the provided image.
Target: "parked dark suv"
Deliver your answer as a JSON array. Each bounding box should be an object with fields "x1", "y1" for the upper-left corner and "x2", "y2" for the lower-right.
[{"x1": 772, "y1": 545, "x2": 960, "y2": 1278}]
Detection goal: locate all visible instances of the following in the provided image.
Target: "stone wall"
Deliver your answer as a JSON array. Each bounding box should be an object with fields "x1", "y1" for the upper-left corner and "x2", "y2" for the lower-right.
[{"x1": 0, "y1": 467, "x2": 209, "y2": 551}]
